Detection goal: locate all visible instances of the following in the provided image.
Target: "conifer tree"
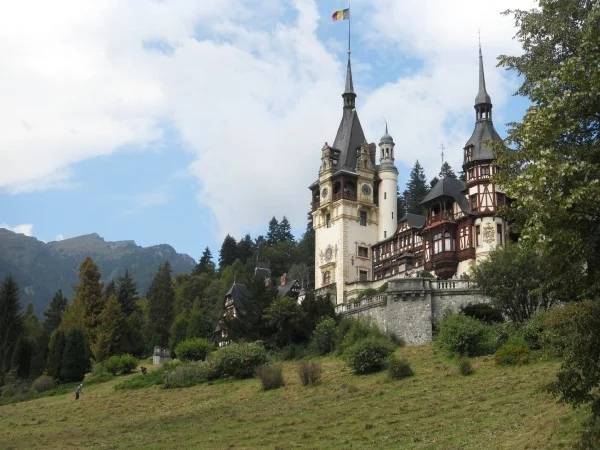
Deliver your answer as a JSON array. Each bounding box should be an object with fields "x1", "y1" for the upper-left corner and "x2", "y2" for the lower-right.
[
  {"x1": 46, "y1": 329, "x2": 66, "y2": 379},
  {"x1": 0, "y1": 274, "x2": 23, "y2": 378},
  {"x1": 278, "y1": 216, "x2": 295, "y2": 242},
  {"x1": 73, "y1": 257, "x2": 104, "y2": 342},
  {"x1": 219, "y1": 235, "x2": 238, "y2": 270},
  {"x1": 116, "y1": 270, "x2": 138, "y2": 316},
  {"x1": 266, "y1": 217, "x2": 279, "y2": 245},
  {"x1": 92, "y1": 294, "x2": 125, "y2": 361},
  {"x1": 104, "y1": 279, "x2": 117, "y2": 298},
  {"x1": 60, "y1": 328, "x2": 88, "y2": 382},
  {"x1": 439, "y1": 161, "x2": 457, "y2": 179},
  {"x1": 403, "y1": 160, "x2": 429, "y2": 215},
  {"x1": 194, "y1": 247, "x2": 215, "y2": 275},
  {"x1": 236, "y1": 235, "x2": 254, "y2": 264},
  {"x1": 43, "y1": 289, "x2": 68, "y2": 338},
  {"x1": 147, "y1": 262, "x2": 175, "y2": 348},
  {"x1": 397, "y1": 188, "x2": 406, "y2": 219}
]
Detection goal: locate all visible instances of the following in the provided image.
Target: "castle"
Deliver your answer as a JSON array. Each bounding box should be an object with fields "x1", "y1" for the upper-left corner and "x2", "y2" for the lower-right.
[{"x1": 310, "y1": 45, "x2": 507, "y2": 308}]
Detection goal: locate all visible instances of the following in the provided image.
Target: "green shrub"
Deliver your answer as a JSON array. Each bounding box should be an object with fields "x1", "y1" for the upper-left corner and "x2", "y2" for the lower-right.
[
  {"x1": 31, "y1": 375, "x2": 55, "y2": 393},
  {"x1": 494, "y1": 343, "x2": 531, "y2": 366},
  {"x1": 377, "y1": 282, "x2": 389, "y2": 294},
  {"x1": 278, "y1": 343, "x2": 308, "y2": 361},
  {"x1": 255, "y1": 364, "x2": 284, "y2": 391},
  {"x1": 115, "y1": 367, "x2": 166, "y2": 390},
  {"x1": 520, "y1": 311, "x2": 547, "y2": 350},
  {"x1": 436, "y1": 314, "x2": 488, "y2": 357},
  {"x1": 456, "y1": 357, "x2": 474, "y2": 376},
  {"x1": 337, "y1": 318, "x2": 389, "y2": 355},
  {"x1": 206, "y1": 342, "x2": 268, "y2": 380},
  {"x1": 164, "y1": 361, "x2": 210, "y2": 388},
  {"x1": 175, "y1": 338, "x2": 215, "y2": 362},
  {"x1": 105, "y1": 354, "x2": 139, "y2": 375},
  {"x1": 345, "y1": 337, "x2": 395, "y2": 375},
  {"x1": 312, "y1": 317, "x2": 337, "y2": 355},
  {"x1": 387, "y1": 332, "x2": 405, "y2": 347},
  {"x1": 387, "y1": 356, "x2": 414, "y2": 380},
  {"x1": 461, "y1": 303, "x2": 504, "y2": 324},
  {"x1": 297, "y1": 361, "x2": 322, "y2": 386}
]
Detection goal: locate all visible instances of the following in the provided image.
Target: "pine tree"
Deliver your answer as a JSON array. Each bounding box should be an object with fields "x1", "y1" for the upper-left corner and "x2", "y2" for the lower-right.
[
  {"x1": 43, "y1": 289, "x2": 68, "y2": 338},
  {"x1": 439, "y1": 161, "x2": 457, "y2": 179},
  {"x1": 236, "y1": 235, "x2": 254, "y2": 264},
  {"x1": 219, "y1": 235, "x2": 238, "y2": 270},
  {"x1": 0, "y1": 274, "x2": 23, "y2": 377},
  {"x1": 60, "y1": 328, "x2": 88, "y2": 382},
  {"x1": 22, "y1": 303, "x2": 43, "y2": 378},
  {"x1": 73, "y1": 257, "x2": 104, "y2": 342},
  {"x1": 266, "y1": 217, "x2": 279, "y2": 245},
  {"x1": 147, "y1": 262, "x2": 175, "y2": 348},
  {"x1": 403, "y1": 160, "x2": 430, "y2": 215},
  {"x1": 46, "y1": 329, "x2": 66, "y2": 379},
  {"x1": 430, "y1": 176, "x2": 440, "y2": 188},
  {"x1": 116, "y1": 270, "x2": 138, "y2": 316},
  {"x1": 278, "y1": 216, "x2": 295, "y2": 242},
  {"x1": 92, "y1": 294, "x2": 125, "y2": 361},
  {"x1": 397, "y1": 188, "x2": 406, "y2": 218},
  {"x1": 194, "y1": 247, "x2": 215, "y2": 275},
  {"x1": 104, "y1": 279, "x2": 117, "y2": 298}
]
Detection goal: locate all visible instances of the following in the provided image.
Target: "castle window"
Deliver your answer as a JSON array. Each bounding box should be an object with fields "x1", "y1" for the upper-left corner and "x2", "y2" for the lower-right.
[
  {"x1": 392, "y1": 212, "x2": 394, "y2": 219},
  {"x1": 384, "y1": 231, "x2": 387, "y2": 238},
  {"x1": 465, "y1": 147, "x2": 473, "y2": 163},
  {"x1": 360, "y1": 211, "x2": 367, "y2": 226},
  {"x1": 497, "y1": 224, "x2": 503, "y2": 245},
  {"x1": 496, "y1": 193, "x2": 505, "y2": 207},
  {"x1": 470, "y1": 195, "x2": 478, "y2": 211},
  {"x1": 323, "y1": 271, "x2": 331, "y2": 285},
  {"x1": 357, "y1": 246, "x2": 368, "y2": 258},
  {"x1": 444, "y1": 231, "x2": 454, "y2": 251},
  {"x1": 476, "y1": 225, "x2": 481, "y2": 246},
  {"x1": 433, "y1": 232, "x2": 442, "y2": 254},
  {"x1": 468, "y1": 168, "x2": 475, "y2": 180},
  {"x1": 326, "y1": 213, "x2": 331, "y2": 228},
  {"x1": 481, "y1": 166, "x2": 490, "y2": 177},
  {"x1": 384, "y1": 192, "x2": 387, "y2": 199},
  {"x1": 359, "y1": 270, "x2": 368, "y2": 281}
]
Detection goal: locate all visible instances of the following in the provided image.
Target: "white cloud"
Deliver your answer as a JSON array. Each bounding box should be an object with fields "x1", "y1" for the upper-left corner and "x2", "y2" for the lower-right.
[
  {"x1": 0, "y1": 0, "x2": 533, "y2": 239},
  {"x1": 54, "y1": 234, "x2": 65, "y2": 241},
  {"x1": 1, "y1": 223, "x2": 34, "y2": 236}
]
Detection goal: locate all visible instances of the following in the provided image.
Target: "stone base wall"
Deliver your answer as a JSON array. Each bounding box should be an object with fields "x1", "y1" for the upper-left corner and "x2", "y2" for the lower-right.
[{"x1": 335, "y1": 278, "x2": 488, "y2": 344}]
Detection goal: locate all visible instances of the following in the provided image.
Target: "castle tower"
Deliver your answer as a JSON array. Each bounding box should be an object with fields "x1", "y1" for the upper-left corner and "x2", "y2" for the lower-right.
[
  {"x1": 462, "y1": 43, "x2": 507, "y2": 263},
  {"x1": 377, "y1": 126, "x2": 399, "y2": 240},
  {"x1": 310, "y1": 53, "x2": 378, "y2": 304}
]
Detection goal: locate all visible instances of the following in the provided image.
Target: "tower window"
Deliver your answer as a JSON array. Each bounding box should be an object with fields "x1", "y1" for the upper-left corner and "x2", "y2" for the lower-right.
[
  {"x1": 391, "y1": 212, "x2": 394, "y2": 219},
  {"x1": 359, "y1": 270, "x2": 368, "y2": 281},
  {"x1": 476, "y1": 225, "x2": 481, "y2": 247},
  {"x1": 470, "y1": 195, "x2": 478, "y2": 211},
  {"x1": 357, "y1": 246, "x2": 368, "y2": 258},
  {"x1": 384, "y1": 231, "x2": 387, "y2": 238},
  {"x1": 360, "y1": 211, "x2": 367, "y2": 226},
  {"x1": 434, "y1": 232, "x2": 442, "y2": 254},
  {"x1": 497, "y1": 224, "x2": 503, "y2": 245},
  {"x1": 326, "y1": 214, "x2": 331, "y2": 228},
  {"x1": 384, "y1": 192, "x2": 387, "y2": 199},
  {"x1": 496, "y1": 193, "x2": 505, "y2": 207},
  {"x1": 323, "y1": 271, "x2": 331, "y2": 285}
]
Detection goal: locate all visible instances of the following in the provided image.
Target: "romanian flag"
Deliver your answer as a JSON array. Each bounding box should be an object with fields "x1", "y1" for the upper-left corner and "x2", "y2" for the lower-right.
[{"x1": 332, "y1": 8, "x2": 349, "y2": 21}]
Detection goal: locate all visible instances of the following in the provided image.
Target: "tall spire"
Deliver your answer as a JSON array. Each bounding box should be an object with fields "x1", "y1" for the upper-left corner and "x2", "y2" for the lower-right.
[
  {"x1": 342, "y1": 53, "x2": 356, "y2": 109},
  {"x1": 474, "y1": 41, "x2": 492, "y2": 121}
]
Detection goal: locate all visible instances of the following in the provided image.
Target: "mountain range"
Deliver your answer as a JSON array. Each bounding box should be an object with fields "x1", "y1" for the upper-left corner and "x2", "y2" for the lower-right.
[{"x1": 0, "y1": 228, "x2": 196, "y2": 316}]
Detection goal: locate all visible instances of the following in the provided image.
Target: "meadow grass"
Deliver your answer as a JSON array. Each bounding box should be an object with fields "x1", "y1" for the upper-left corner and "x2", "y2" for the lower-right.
[{"x1": 0, "y1": 344, "x2": 584, "y2": 449}]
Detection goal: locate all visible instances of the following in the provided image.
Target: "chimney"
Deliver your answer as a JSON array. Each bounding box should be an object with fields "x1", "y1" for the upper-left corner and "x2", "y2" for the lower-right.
[
  {"x1": 280, "y1": 273, "x2": 287, "y2": 286},
  {"x1": 369, "y1": 143, "x2": 377, "y2": 165}
]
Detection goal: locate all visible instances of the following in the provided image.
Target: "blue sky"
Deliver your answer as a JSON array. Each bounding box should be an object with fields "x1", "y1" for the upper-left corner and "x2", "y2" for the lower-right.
[{"x1": 0, "y1": 0, "x2": 532, "y2": 261}]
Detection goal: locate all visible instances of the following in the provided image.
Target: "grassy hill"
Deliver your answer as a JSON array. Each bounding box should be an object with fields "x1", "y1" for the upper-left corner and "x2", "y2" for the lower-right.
[{"x1": 0, "y1": 344, "x2": 583, "y2": 449}]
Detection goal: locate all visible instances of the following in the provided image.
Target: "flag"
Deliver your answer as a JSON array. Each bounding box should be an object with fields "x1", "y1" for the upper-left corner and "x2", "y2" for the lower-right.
[{"x1": 332, "y1": 8, "x2": 349, "y2": 21}]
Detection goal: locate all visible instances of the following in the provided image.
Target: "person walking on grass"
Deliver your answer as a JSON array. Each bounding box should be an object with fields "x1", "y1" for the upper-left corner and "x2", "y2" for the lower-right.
[{"x1": 75, "y1": 383, "x2": 82, "y2": 400}]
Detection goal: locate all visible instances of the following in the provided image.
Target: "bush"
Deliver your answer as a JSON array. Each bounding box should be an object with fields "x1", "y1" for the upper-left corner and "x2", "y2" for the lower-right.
[
  {"x1": 312, "y1": 317, "x2": 337, "y2": 355},
  {"x1": 345, "y1": 337, "x2": 395, "y2": 375},
  {"x1": 520, "y1": 311, "x2": 546, "y2": 350},
  {"x1": 387, "y1": 356, "x2": 414, "y2": 380},
  {"x1": 387, "y1": 332, "x2": 405, "y2": 347},
  {"x1": 175, "y1": 338, "x2": 215, "y2": 362},
  {"x1": 297, "y1": 361, "x2": 322, "y2": 386},
  {"x1": 115, "y1": 367, "x2": 166, "y2": 390},
  {"x1": 337, "y1": 318, "x2": 389, "y2": 355},
  {"x1": 377, "y1": 282, "x2": 389, "y2": 294},
  {"x1": 461, "y1": 303, "x2": 504, "y2": 324},
  {"x1": 206, "y1": 342, "x2": 268, "y2": 380},
  {"x1": 494, "y1": 343, "x2": 531, "y2": 366},
  {"x1": 255, "y1": 364, "x2": 284, "y2": 391},
  {"x1": 164, "y1": 361, "x2": 210, "y2": 388},
  {"x1": 278, "y1": 343, "x2": 308, "y2": 361},
  {"x1": 105, "y1": 354, "x2": 139, "y2": 376},
  {"x1": 456, "y1": 357, "x2": 474, "y2": 376},
  {"x1": 436, "y1": 314, "x2": 489, "y2": 357},
  {"x1": 31, "y1": 375, "x2": 55, "y2": 393}
]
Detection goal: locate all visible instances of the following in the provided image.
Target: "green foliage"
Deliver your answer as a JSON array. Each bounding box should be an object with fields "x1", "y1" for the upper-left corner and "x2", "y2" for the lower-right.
[
  {"x1": 163, "y1": 361, "x2": 209, "y2": 388},
  {"x1": 92, "y1": 294, "x2": 125, "y2": 361},
  {"x1": 387, "y1": 356, "x2": 414, "y2": 380},
  {"x1": 337, "y1": 318, "x2": 388, "y2": 356},
  {"x1": 43, "y1": 289, "x2": 68, "y2": 338},
  {"x1": 312, "y1": 317, "x2": 337, "y2": 355},
  {"x1": 436, "y1": 314, "x2": 488, "y2": 357},
  {"x1": 46, "y1": 329, "x2": 66, "y2": 379},
  {"x1": 461, "y1": 303, "x2": 504, "y2": 324},
  {"x1": 115, "y1": 366, "x2": 166, "y2": 390},
  {"x1": 416, "y1": 270, "x2": 434, "y2": 278},
  {"x1": 31, "y1": 375, "x2": 55, "y2": 393},
  {"x1": 543, "y1": 301, "x2": 600, "y2": 423},
  {"x1": 377, "y1": 282, "x2": 389, "y2": 294},
  {"x1": 255, "y1": 364, "x2": 284, "y2": 391},
  {"x1": 187, "y1": 302, "x2": 212, "y2": 340},
  {"x1": 104, "y1": 354, "x2": 138, "y2": 375},
  {"x1": 227, "y1": 277, "x2": 277, "y2": 343},
  {"x1": 356, "y1": 288, "x2": 378, "y2": 300},
  {"x1": 73, "y1": 257, "x2": 104, "y2": 343},
  {"x1": 116, "y1": 270, "x2": 139, "y2": 316},
  {"x1": 119, "y1": 310, "x2": 147, "y2": 358},
  {"x1": 194, "y1": 246, "x2": 216, "y2": 275},
  {"x1": 297, "y1": 360, "x2": 322, "y2": 386},
  {"x1": 301, "y1": 293, "x2": 336, "y2": 332},
  {"x1": 206, "y1": 342, "x2": 268, "y2": 380},
  {"x1": 344, "y1": 337, "x2": 395, "y2": 375},
  {"x1": 263, "y1": 296, "x2": 308, "y2": 348},
  {"x1": 403, "y1": 160, "x2": 429, "y2": 215},
  {"x1": 472, "y1": 244, "x2": 556, "y2": 323},
  {"x1": 0, "y1": 274, "x2": 23, "y2": 379},
  {"x1": 495, "y1": 343, "x2": 531, "y2": 366},
  {"x1": 175, "y1": 338, "x2": 214, "y2": 362},
  {"x1": 59, "y1": 328, "x2": 89, "y2": 382},
  {"x1": 456, "y1": 357, "x2": 474, "y2": 376},
  {"x1": 169, "y1": 315, "x2": 189, "y2": 354},
  {"x1": 147, "y1": 262, "x2": 175, "y2": 348},
  {"x1": 219, "y1": 234, "x2": 238, "y2": 270},
  {"x1": 520, "y1": 311, "x2": 547, "y2": 351},
  {"x1": 277, "y1": 343, "x2": 308, "y2": 361},
  {"x1": 438, "y1": 161, "x2": 457, "y2": 179}
]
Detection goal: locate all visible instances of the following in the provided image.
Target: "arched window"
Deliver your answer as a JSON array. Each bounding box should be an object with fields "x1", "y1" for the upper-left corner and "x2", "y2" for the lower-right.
[{"x1": 323, "y1": 271, "x2": 331, "y2": 285}]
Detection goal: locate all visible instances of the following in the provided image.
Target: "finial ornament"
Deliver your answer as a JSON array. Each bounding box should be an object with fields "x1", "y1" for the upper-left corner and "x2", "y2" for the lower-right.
[{"x1": 440, "y1": 142, "x2": 445, "y2": 166}]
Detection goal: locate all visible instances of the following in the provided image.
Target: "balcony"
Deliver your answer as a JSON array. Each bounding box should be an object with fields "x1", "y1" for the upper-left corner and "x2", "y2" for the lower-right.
[
  {"x1": 333, "y1": 192, "x2": 357, "y2": 202},
  {"x1": 457, "y1": 247, "x2": 475, "y2": 261},
  {"x1": 431, "y1": 251, "x2": 459, "y2": 279},
  {"x1": 426, "y1": 211, "x2": 455, "y2": 227},
  {"x1": 312, "y1": 201, "x2": 320, "y2": 211}
]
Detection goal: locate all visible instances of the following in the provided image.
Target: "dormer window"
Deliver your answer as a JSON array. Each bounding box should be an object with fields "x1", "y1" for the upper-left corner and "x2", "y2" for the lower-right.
[{"x1": 465, "y1": 147, "x2": 473, "y2": 163}]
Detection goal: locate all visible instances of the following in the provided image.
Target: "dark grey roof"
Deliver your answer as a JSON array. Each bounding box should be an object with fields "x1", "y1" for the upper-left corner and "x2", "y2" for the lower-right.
[
  {"x1": 380, "y1": 123, "x2": 393, "y2": 144},
  {"x1": 331, "y1": 108, "x2": 366, "y2": 173},
  {"x1": 465, "y1": 120, "x2": 502, "y2": 162},
  {"x1": 254, "y1": 267, "x2": 271, "y2": 280},
  {"x1": 400, "y1": 213, "x2": 426, "y2": 229},
  {"x1": 420, "y1": 177, "x2": 470, "y2": 213},
  {"x1": 475, "y1": 45, "x2": 491, "y2": 105},
  {"x1": 277, "y1": 279, "x2": 300, "y2": 298},
  {"x1": 225, "y1": 283, "x2": 250, "y2": 314},
  {"x1": 344, "y1": 56, "x2": 354, "y2": 95}
]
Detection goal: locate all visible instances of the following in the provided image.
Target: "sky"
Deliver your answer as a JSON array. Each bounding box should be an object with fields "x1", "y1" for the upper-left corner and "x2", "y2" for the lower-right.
[{"x1": 0, "y1": 0, "x2": 534, "y2": 261}]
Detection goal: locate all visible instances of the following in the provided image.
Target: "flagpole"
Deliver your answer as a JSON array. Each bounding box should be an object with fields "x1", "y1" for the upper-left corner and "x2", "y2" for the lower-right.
[{"x1": 348, "y1": 3, "x2": 351, "y2": 56}]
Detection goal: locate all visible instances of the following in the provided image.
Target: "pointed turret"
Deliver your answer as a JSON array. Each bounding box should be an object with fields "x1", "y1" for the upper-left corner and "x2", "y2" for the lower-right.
[
  {"x1": 475, "y1": 45, "x2": 492, "y2": 107},
  {"x1": 342, "y1": 54, "x2": 356, "y2": 109}
]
